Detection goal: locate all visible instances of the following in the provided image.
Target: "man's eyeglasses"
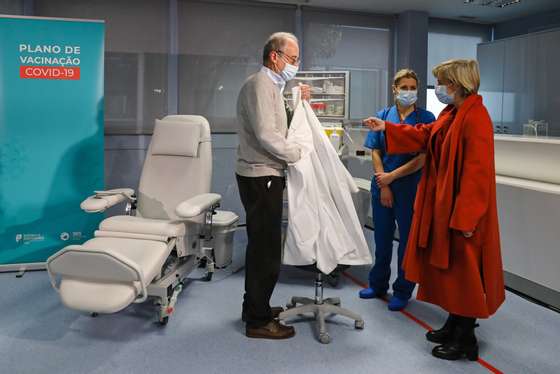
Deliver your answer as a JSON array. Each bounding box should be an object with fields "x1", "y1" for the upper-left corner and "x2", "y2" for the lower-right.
[{"x1": 275, "y1": 50, "x2": 300, "y2": 65}]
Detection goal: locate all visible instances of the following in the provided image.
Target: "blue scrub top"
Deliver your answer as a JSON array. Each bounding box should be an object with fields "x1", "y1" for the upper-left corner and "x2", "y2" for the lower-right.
[{"x1": 364, "y1": 105, "x2": 436, "y2": 198}]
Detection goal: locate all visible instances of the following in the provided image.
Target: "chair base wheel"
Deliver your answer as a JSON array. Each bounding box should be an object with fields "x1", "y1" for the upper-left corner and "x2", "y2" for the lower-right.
[
  {"x1": 355, "y1": 320, "x2": 365, "y2": 329},
  {"x1": 159, "y1": 316, "x2": 169, "y2": 326},
  {"x1": 319, "y1": 333, "x2": 331, "y2": 344}
]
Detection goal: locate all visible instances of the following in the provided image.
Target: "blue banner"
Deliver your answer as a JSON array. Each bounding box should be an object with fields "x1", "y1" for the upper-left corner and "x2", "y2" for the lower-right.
[{"x1": 0, "y1": 16, "x2": 105, "y2": 267}]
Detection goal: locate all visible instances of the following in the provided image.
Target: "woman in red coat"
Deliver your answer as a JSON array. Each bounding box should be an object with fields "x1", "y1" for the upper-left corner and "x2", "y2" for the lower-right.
[{"x1": 364, "y1": 59, "x2": 505, "y2": 361}]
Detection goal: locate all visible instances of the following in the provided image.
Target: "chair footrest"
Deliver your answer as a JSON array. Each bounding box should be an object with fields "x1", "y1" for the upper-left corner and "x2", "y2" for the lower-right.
[{"x1": 47, "y1": 237, "x2": 174, "y2": 314}]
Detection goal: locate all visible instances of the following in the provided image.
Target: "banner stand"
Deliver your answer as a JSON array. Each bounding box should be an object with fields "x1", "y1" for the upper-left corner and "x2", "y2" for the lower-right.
[
  {"x1": 0, "y1": 263, "x2": 45, "y2": 276},
  {"x1": 0, "y1": 16, "x2": 105, "y2": 272}
]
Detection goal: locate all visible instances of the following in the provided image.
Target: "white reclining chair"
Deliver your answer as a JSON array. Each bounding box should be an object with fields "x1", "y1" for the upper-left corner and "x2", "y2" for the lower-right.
[{"x1": 47, "y1": 115, "x2": 235, "y2": 325}]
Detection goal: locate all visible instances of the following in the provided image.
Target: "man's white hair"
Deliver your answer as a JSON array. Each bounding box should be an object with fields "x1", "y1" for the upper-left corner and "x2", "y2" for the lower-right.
[{"x1": 263, "y1": 32, "x2": 298, "y2": 64}]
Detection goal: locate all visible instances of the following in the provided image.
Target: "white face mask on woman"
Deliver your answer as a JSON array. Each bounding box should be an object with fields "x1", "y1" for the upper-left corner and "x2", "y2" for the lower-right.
[
  {"x1": 395, "y1": 90, "x2": 418, "y2": 107},
  {"x1": 435, "y1": 84, "x2": 455, "y2": 105}
]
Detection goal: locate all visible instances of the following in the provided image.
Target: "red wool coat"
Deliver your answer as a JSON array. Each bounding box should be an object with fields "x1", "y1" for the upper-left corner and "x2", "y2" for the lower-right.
[{"x1": 385, "y1": 94, "x2": 505, "y2": 318}]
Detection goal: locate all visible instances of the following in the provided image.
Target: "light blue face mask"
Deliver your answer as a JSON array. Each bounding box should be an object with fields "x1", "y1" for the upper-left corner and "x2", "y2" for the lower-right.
[
  {"x1": 396, "y1": 90, "x2": 418, "y2": 107},
  {"x1": 280, "y1": 62, "x2": 299, "y2": 82},
  {"x1": 435, "y1": 84, "x2": 455, "y2": 105}
]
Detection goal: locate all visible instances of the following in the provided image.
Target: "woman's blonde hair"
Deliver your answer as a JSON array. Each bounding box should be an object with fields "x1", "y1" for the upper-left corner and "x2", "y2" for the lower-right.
[
  {"x1": 432, "y1": 59, "x2": 480, "y2": 97},
  {"x1": 393, "y1": 68, "x2": 419, "y2": 88}
]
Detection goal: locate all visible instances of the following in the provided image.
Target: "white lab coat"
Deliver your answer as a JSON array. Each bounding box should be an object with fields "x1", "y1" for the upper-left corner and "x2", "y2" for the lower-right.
[{"x1": 283, "y1": 100, "x2": 372, "y2": 274}]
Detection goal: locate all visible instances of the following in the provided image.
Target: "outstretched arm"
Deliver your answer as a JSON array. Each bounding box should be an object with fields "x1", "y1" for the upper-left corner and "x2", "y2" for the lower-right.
[{"x1": 363, "y1": 117, "x2": 434, "y2": 154}]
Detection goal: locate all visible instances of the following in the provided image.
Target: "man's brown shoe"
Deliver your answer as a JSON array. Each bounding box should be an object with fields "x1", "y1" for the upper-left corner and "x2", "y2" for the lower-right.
[{"x1": 246, "y1": 320, "x2": 295, "y2": 340}]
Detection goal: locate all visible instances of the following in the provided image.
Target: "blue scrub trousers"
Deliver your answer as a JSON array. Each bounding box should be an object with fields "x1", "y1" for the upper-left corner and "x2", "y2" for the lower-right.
[{"x1": 369, "y1": 181, "x2": 417, "y2": 300}]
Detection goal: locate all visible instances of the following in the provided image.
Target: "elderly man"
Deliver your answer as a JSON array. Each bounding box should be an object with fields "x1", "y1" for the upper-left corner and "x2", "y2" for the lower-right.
[{"x1": 236, "y1": 32, "x2": 310, "y2": 340}]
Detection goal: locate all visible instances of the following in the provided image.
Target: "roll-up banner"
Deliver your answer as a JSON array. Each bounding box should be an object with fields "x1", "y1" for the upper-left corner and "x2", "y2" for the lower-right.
[{"x1": 0, "y1": 16, "x2": 105, "y2": 271}]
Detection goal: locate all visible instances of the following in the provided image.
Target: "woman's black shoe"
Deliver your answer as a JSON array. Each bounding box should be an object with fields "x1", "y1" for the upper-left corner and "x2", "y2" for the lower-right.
[
  {"x1": 432, "y1": 325, "x2": 479, "y2": 361},
  {"x1": 426, "y1": 314, "x2": 457, "y2": 344}
]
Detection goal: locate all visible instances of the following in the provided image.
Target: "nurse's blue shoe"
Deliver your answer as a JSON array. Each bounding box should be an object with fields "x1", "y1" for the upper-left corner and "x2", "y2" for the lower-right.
[
  {"x1": 388, "y1": 296, "x2": 408, "y2": 311},
  {"x1": 359, "y1": 287, "x2": 386, "y2": 299}
]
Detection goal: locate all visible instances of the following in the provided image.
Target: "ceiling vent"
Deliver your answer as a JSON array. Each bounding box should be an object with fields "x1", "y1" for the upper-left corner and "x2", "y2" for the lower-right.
[
  {"x1": 464, "y1": 0, "x2": 521, "y2": 8},
  {"x1": 254, "y1": 0, "x2": 310, "y2": 4},
  {"x1": 458, "y1": 15, "x2": 478, "y2": 20}
]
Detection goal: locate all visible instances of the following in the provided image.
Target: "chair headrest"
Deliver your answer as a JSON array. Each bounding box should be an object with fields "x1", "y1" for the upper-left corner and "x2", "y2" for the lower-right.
[{"x1": 151, "y1": 116, "x2": 210, "y2": 157}]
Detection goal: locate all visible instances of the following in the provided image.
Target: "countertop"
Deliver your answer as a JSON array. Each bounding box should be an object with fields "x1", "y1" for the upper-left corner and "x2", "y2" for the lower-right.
[{"x1": 493, "y1": 134, "x2": 560, "y2": 145}]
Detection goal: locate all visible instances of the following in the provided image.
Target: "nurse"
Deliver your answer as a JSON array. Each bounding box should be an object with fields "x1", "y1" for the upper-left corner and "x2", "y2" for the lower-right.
[{"x1": 359, "y1": 69, "x2": 435, "y2": 311}]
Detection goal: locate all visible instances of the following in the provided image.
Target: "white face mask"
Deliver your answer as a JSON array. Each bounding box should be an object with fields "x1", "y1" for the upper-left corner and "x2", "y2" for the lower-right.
[
  {"x1": 280, "y1": 62, "x2": 298, "y2": 82},
  {"x1": 395, "y1": 90, "x2": 418, "y2": 107},
  {"x1": 435, "y1": 84, "x2": 455, "y2": 105}
]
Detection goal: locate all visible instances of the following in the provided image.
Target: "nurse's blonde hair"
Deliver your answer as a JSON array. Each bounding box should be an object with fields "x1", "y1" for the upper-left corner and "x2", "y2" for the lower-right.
[
  {"x1": 432, "y1": 59, "x2": 480, "y2": 97},
  {"x1": 393, "y1": 68, "x2": 419, "y2": 88}
]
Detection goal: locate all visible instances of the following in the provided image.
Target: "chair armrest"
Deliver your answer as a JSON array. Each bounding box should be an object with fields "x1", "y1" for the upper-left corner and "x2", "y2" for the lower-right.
[
  {"x1": 80, "y1": 188, "x2": 136, "y2": 213},
  {"x1": 94, "y1": 188, "x2": 135, "y2": 199},
  {"x1": 175, "y1": 193, "x2": 221, "y2": 218}
]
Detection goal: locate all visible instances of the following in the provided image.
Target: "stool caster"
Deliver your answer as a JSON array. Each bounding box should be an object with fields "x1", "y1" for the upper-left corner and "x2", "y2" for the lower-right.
[{"x1": 319, "y1": 332, "x2": 331, "y2": 344}]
